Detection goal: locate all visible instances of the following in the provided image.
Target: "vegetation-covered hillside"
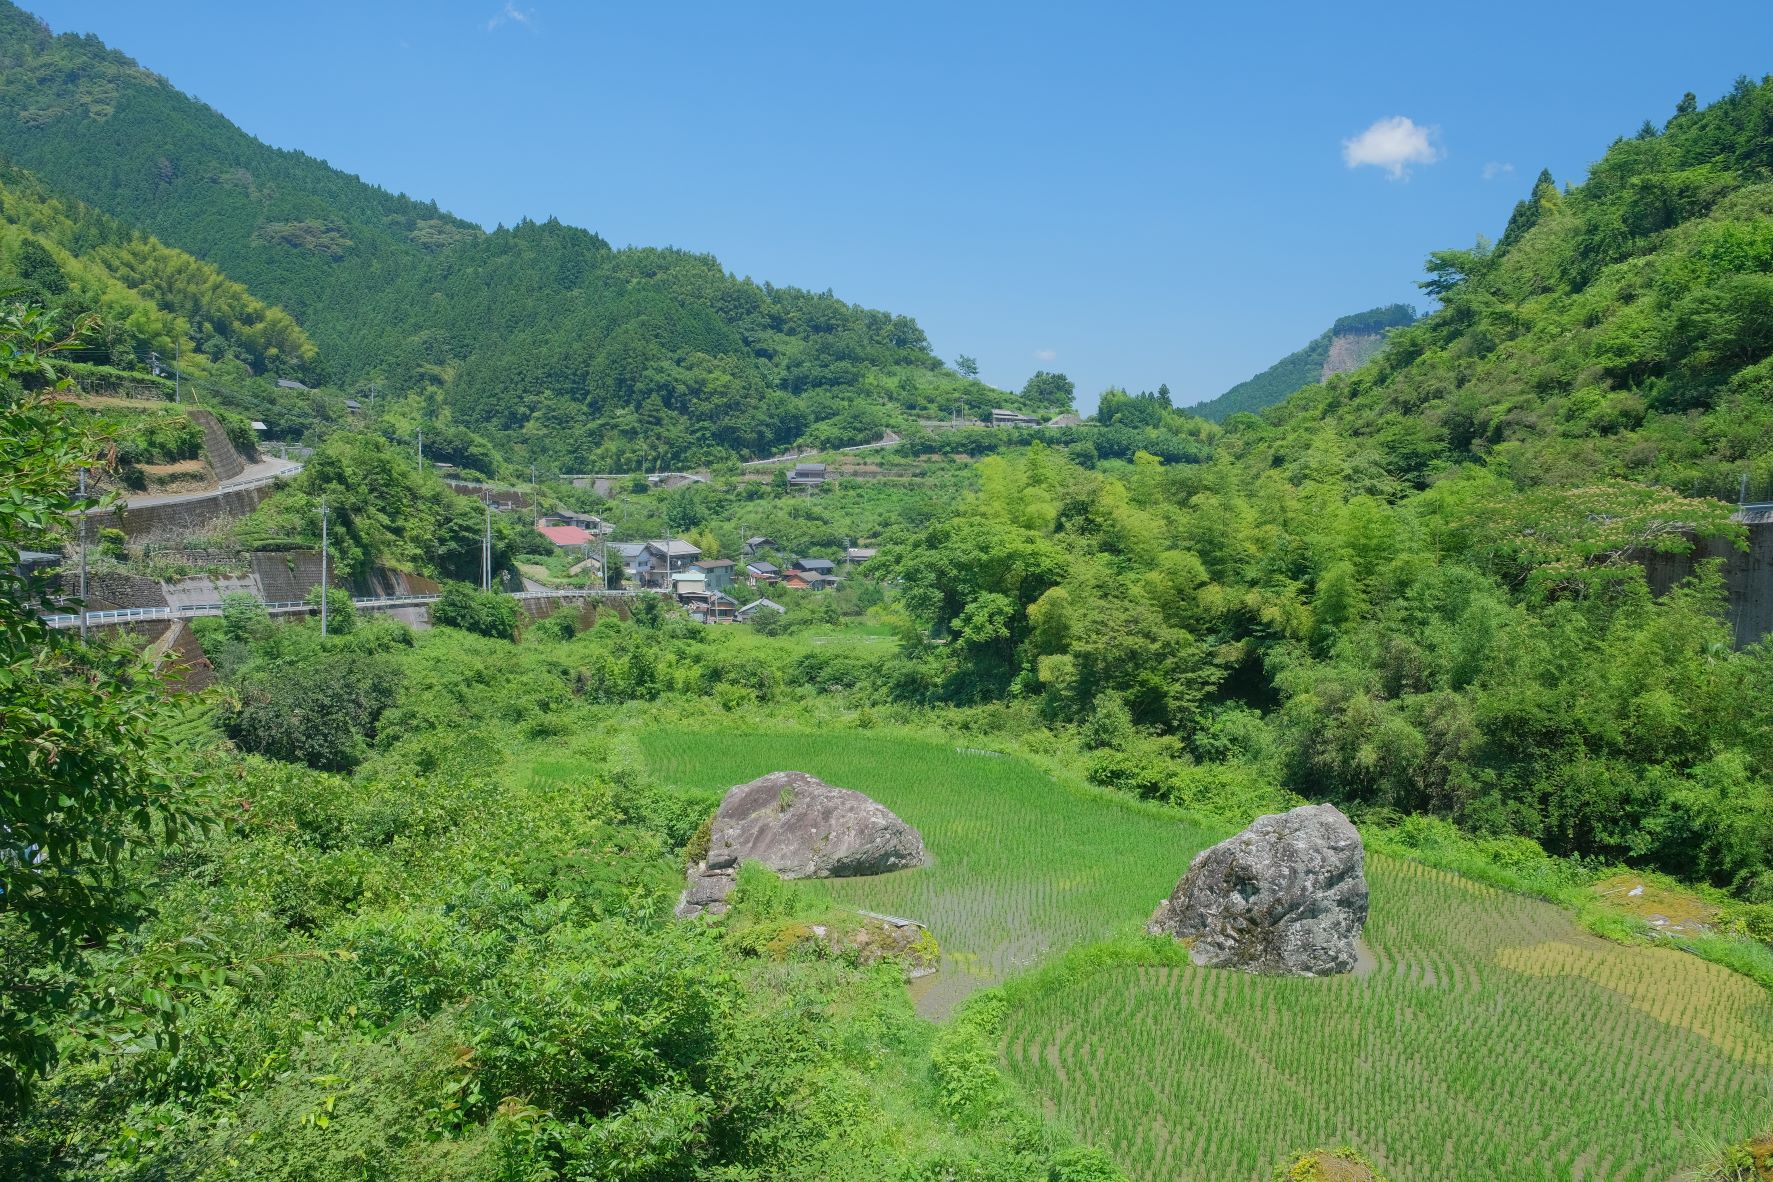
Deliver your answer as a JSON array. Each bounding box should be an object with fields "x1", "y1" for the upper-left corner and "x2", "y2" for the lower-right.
[
  {"x1": 1187, "y1": 304, "x2": 1415, "y2": 423},
  {"x1": 0, "y1": 163, "x2": 313, "y2": 383},
  {"x1": 0, "y1": 3, "x2": 1055, "y2": 469},
  {"x1": 1253, "y1": 80, "x2": 1773, "y2": 499},
  {"x1": 884, "y1": 80, "x2": 1773, "y2": 901}
]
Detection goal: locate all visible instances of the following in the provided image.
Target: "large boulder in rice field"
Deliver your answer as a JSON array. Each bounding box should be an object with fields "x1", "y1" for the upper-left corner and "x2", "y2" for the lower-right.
[
  {"x1": 1148, "y1": 803, "x2": 1367, "y2": 976},
  {"x1": 676, "y1": 771, "x2": 925, "y2": 918}
]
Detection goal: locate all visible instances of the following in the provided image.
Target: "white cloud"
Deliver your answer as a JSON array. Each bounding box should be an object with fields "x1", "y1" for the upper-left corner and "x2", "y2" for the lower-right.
[
  {"x1": 1482, "y1": 161, "x2": 1515, "y2": 181},
  {"x1": 486, "y1": 1, "x2": 534, "y2": 32},
  {"x1": 1034, "y1": 348, "x2": 1057, "y2": 362},
  {"x1": 1342, "y1": 116, "x2": 1442, "y2": 181}
]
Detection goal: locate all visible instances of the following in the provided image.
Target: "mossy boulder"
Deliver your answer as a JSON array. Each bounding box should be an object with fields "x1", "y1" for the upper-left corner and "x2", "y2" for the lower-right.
[{"x1": 1273, "y1": 1146, "x2": 1388, "y2": 1182}]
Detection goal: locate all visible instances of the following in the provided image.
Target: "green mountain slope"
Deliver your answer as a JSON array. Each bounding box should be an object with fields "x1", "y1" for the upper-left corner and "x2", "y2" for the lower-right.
[
  {"x1": 1251, "y1": 81, "x2": 1773, "y2": 499},
  {"x1": 0, "y1": 3, "x2": 1038, "y2": 469},
  {"x1": 1187, "y1": 304, "x2": 1414, "y2": 423}
]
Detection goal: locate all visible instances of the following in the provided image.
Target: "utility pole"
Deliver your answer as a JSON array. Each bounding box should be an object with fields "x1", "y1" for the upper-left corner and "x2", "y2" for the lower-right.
[
  {"x1": 173, "y1": 338, "x2": 181, "y2": 405},
  {"x1": 531, "y1": 463, "x2": 539, "y2": 527},
  {"x1": 77, "y1": 467, "x2": 88, "y2": 642},
  {"x1": 319, "y1": 496, "x2": 329, "y2": 637},
  {"x1": 482, "y1": 498, "x2": 492, "y2": 592}
]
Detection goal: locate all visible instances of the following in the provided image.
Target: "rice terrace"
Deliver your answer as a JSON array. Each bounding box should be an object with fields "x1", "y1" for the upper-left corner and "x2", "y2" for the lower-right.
[
  {"x1": 10, "y1": 7, "x2": 1773, "y2": 1182},
  {"x1": 644, "y1": 727, "x2": 1773, "y2": 1182}
]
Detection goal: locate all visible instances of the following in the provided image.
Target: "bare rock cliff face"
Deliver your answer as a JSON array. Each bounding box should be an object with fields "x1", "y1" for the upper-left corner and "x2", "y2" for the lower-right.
[
  {"x1": 1148, "y1": 803, "x2": 1367, "y2": 976},
  {"x1": 1320, "y1": 332, "x2": 1387, "y2": 382},
  {"x1": 677, "y1": 771, "x2": 925, "y2": 918}
]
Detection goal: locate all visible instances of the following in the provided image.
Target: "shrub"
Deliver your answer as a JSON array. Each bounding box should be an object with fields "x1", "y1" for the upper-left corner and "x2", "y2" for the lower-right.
[
  {"x1": 226, "y1": 650, "x2": 400, "y2": 771},
  {"x1": 431, "y1": 582, "x2": 518, "y2": 640}
]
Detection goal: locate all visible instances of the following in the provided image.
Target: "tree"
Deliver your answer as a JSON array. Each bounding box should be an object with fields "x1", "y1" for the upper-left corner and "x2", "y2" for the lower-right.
[
  {"x1": 955, "y1": 355, "x2": 979, "y2": 379},
  {"x1": 432, "y1": 582, "x2": 520, "y2": 640},
  {"x1": 0, "y1": 299, "x2": 199, "y2": 1109},
  {"x1": 1020, "y1": 371, "x2": 1075, "y2": 413},
  {"x1": 225, "y1": 650, "x2": 399, "y2": 771}
]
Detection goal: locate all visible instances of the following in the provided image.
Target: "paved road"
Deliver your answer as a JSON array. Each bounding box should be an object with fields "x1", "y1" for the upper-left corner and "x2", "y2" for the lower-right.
[
  {"x1": 101, "y1": 457, "x2": 304, "y2": 510},
  {"x1": 44, "y1": 586, "x2": 648, "y2": 630}
]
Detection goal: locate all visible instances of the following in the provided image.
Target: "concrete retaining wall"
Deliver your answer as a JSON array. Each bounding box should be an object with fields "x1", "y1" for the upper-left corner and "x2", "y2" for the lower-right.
[
  {"x1": 1643, "y1": 518, "x2": 1773, "y2": 648},
  {"x1": 94, "y1": 482, "x2": 277, "y2": 544},
  {"x1": 188, "y1": 409, "x2": 247, "y2": 483}
]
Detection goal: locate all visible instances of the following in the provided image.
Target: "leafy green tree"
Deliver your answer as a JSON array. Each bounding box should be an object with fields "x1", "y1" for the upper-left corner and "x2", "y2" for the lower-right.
[
  {"x1": 225, "y1": 650, "x2": 400, "y2": 772},
  {"x1": 0, "y1": 299, "x2": 199, "y2": 1109},
  {"x1": 431, "y1": 582, "x2": 519, "y2": 640},
  {"x1": 955, "y1": 354, "x2": 979, "y2": 378}
]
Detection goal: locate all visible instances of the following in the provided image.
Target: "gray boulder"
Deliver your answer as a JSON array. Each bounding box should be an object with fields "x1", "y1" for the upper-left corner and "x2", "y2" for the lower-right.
[
  {"x1": 677, "y1": 771, "x2": 925, "y2": 918},
  {"x1": 1147, "y1": 803, "x2": 1367, "y2": 976}
]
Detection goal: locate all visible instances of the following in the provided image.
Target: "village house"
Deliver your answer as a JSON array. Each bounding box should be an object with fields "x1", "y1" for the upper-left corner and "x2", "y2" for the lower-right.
[
  {"x1": 540, "y1": 508, "x2": 610, "y2": 534},
  {"x1": 791, "y1": 557, "x2": 836, "y2": 577},
  {"x1": 735, "y1": 597, "x2": 785, "y2": 622},
  {"x1": 789, "y1": 463, "x2": 827, "y2": 487},
  {"x1": 990, "y1": 408, "x2": 1041, "y2": 428},
  {"x1": 678, "y1": 588, "x2": 739, "y2": 623},
  {"x1": 694, "y1": 558, "x2": 736, "y2": 591},
  {"x1": 844, "y1": 547, "x2": 877, "y2": 565},
  {"x1": 639, "y1": 539, "x2": 702, "y2": 589},
  {"x1": 745, "y1": 560, "x2": 781, "y2": 585},
  {"x1": 611, "y1": 542, "x2": 648, "y2": 580},
  {"x1": 536, "y1": 522, "x2": 595, "y2": 553},
  {"x1": 742, "y1": 536, "x2": 775, "y2": 556}
]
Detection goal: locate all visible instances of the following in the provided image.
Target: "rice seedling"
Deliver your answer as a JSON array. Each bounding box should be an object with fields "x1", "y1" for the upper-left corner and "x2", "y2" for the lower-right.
[
  {"x1": 639, "y1": 726, "x2": 1220, "y2": 1014},
  {"x1": 640, "y1": 726, "x2": 1773, "y2": 1181}
]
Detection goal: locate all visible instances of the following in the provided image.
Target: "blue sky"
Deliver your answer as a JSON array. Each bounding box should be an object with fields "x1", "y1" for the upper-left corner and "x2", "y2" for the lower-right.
[{"x1": 27, "y1": 1, "x2": 1773, "y2": 411}]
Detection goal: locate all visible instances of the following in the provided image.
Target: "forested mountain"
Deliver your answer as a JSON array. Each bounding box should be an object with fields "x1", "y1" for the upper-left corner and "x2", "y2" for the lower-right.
[
  {"x1": 1251, "y1": 83, "x2": 1773, "y2": 499},
  {"x1": 1187, "y1": 304, "x2": 1414, "y2": 423},
  {"x1": 885, "y1": 80, "x2": 1773, "y2": 900},
  {"x1": 0, "y1": 3, "x2": 1038, "y2": 469},
  {"x1": 0, "y1": 162, "x2": 313, "y2": 382}
]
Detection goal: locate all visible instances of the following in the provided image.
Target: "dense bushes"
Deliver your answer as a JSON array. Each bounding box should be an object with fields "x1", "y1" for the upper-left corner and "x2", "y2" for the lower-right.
[
  {"x1": 225, "y1": 647, "x2": 401, "y2": 771},
  {"x1": 432, "y1": 583, "x2": 519, "y2": 641}
]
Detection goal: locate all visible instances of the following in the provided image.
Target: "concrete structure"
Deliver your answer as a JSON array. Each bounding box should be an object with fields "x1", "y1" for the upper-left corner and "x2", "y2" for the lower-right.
[{"x1": 1644, "y1": 508, "x2": 1773, "y2": 649}]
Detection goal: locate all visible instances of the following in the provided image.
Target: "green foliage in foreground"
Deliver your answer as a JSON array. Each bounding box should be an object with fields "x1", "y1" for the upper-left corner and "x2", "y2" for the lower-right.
[
  {"x1": 2, "y1": 624, "x2": 1118, "y2": 1181},
  {"x1": 0, "y1": 302, "x2": 204, "y2": 1111},
  {"x1": 431, "y1": 583, "x2": 520, "y2": 641}
]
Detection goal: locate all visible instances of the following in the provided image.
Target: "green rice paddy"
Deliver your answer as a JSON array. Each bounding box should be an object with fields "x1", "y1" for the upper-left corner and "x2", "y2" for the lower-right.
[
  {"x1": 638, "y1": 726, "x2": 1773, "y2": 1182},
  {"x1": 639, "y1": 727, "x2": 1220, "y2": 1013}
]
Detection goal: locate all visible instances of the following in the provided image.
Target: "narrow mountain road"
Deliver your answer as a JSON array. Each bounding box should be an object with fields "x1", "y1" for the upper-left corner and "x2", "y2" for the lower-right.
[{"x1": 111, "y1": 456, "x2": 303, "y2": 509}]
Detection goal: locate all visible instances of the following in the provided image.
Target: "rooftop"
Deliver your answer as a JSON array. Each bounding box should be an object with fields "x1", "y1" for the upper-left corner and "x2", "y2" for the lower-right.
[{"x1": 537, "y1": 524, "x2": 594, "y2": 546}]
